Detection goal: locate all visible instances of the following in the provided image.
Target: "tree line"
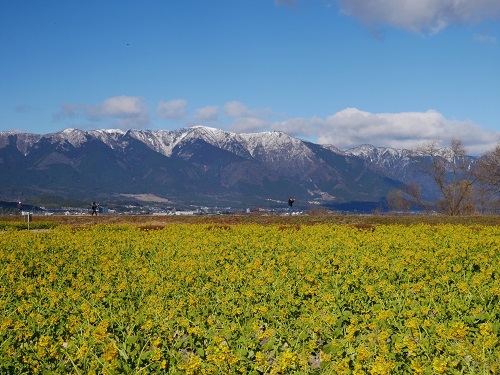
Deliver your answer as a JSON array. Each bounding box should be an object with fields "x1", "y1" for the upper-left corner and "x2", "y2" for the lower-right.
[{"x1": 387, "y1": 139, "x2": 500, "y2": 215}]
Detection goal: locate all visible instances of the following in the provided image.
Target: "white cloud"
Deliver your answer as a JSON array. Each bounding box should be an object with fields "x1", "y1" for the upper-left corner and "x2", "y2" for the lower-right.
[
  {"x1": 56, "y1": 96, "x2": 497, "y2": 155},
  {"x1": 337, "y1": 0, "x2": 500, "y2": 33},
  {"x1": 195, "y1": 106, "x2": 220, "y2": 122},
  {"x1": 231, "y1": 117, "x2": 271, "y2": 133},
  {"x1": 204, "y1": 101, "x2": 497, "y2": 155},
  {"x1": 272, "y1": 116, "x2": 323, "y2": 138},
  {"x1": 157, "y1": 99, "x2": 188, "y2": 120},
  {"x1": 100, "y1": 96, "x2": 145, "y2": 117},
  {"x1": 219, "y1": 101, "x2": 277, "y2": 133},
  {"x1": 224, "y1": 101, "x2": 274, "y2": 119},
  {"x1": 224, "y1": 101, "x2": 256, "y2": 118},
  {"x1": 272, "y1": 108, "x2": 498, "y2": 155},
  {"x1": 55, "y1": 96, "x2": 149, "y2": 129}
]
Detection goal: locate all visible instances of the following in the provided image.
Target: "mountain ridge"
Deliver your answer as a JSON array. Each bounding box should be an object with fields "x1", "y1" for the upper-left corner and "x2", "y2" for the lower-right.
[{"x1": 0, "y1": 126, "x2": 439, "y2": 209}]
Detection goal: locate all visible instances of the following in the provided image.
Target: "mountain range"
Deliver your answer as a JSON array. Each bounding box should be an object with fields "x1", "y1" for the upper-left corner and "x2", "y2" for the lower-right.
[{"x1": 0, "y1": 126, "x2": 448, "y2": 210}]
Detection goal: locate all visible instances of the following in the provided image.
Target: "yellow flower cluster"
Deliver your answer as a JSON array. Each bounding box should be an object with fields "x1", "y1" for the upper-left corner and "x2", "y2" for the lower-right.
[{"x1": 0, "y1": 222, "x2": 499, "y2": 373}]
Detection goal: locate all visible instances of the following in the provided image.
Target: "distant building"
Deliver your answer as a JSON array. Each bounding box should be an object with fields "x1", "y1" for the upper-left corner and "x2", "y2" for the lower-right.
[{"x1": 175, "y1": 210, "x2": 197, "y2": 216}]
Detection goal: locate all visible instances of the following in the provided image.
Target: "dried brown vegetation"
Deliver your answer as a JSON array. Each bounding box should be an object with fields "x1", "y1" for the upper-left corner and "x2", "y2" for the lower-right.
[
  {"x1": 206, "y1": 224, "x2": 232, "y2": 231},
  {"x1": 350, "y1": 223, "x2": 376, "y2": 232},
  {"x1": 2, "y1": 213, "x2": 499, "y2": 228},
  {"x1": 278, "y1": 224, "x2": 302, "y2": 231},
  {"x1": 137, "y1": 224, "x2": 165, "y2": 231}
]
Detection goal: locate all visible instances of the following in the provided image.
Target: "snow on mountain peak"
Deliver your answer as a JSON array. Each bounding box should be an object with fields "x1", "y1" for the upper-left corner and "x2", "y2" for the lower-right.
[
  {"x1": 182, "y1": 126, "x2": 252, "y2": 157},
  {"x1": 53, "y1": 128, "x2": 87, "y2": 147},
  {"x1": 0, "y1": 131, "x2": 42, "y2": 155},
  {"x1": 191, "y1": 125, "x2": 218, "y2": 131},
  {"x1": 238, "y1": 130, "x2": 315, "y2": 164},
  {"x1": 2, "y1": 126, "x2": 412, "y2": 166},
  {"x1": 347, "y1": 144, "x2": 408, "y2": 158},
  {"x1": 99, "y1": 129, "x2": 126, "y2": 134},
  {"x1": 189, "y1": 126, "x2": 236, "y2": 143}
]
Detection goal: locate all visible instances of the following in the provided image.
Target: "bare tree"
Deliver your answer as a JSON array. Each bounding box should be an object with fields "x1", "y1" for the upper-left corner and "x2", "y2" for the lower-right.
[
  {"x1": 386, "y1": 189, "x2": 410, "y2": 213},
  {"x1": 411, "y1": 139, "x2": 475, "y2": 215},
  {"x1": 476, "y1": 141, "x2": 500, "y2": 194},
  {"x1": 404, "y1": 181, "x2": 432, "y2": 213},
  {"x1": 474, "y1": 141, "x2": 500, "y2": 214}
]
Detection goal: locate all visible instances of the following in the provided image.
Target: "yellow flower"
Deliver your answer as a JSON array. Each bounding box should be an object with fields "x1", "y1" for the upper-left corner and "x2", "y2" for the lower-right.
[
  {"x1": 436, "y1": 323, "x2": 447, "y2": 338},
  {"x1": 376, "y1": 310, "x2": 392, "y2": 321},
  {"x1": 141, "y1": 319, "x2": 154, "y2": 331},
  {"x1": 151, "y1": 348, "x2": 162, "y2": 361},
  {"x1": 270, "y1": 349, "x2": 297, "y2": 375},
  {"x1": 102, "y1": 341, "x2": 118, "y2": 362},
  {"x1": 449, "y1": 321, "x2": 468, "y2": 339},
  {"x1": 177, "y1": 353, "x2": 203, "y2": 375},
  {"x1": 403, "y1": 335, "x2": 418, "y2": 354},
  {"x1": 369, "y1": 356, "x2": 395, "y2": 375},
  {"x1": 357, "y1": 344, "x2": 371, "y2": 361},
  {"x1": 405, "y1": 317, "x2": 420, "y2": 330},
  {"x1": 38, "y1": 335, "x2": 51, "y2": 347},
  {"x1": 410, "y1": 359, "x2": 425, "y2": 374},
  {"x1": 478, "y1": 322, "x2": 492, "y2": 336},
  {"x1": 432, "y1": 357, "x2": 448, "y2": 374}
]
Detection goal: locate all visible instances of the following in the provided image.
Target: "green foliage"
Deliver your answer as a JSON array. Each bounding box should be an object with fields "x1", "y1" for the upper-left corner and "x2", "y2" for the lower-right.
[
  {"x1": 0, "y1": 223, "x2": 499, "y2": 374},
  {"x1": 0, "y1": 221, "x2": 58, "y2": 231}
]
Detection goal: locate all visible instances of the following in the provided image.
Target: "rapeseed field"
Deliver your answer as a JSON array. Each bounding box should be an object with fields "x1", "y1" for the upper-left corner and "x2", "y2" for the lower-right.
[{"x1": 1, "y1": 223, "x2": 499, "y2": 374}]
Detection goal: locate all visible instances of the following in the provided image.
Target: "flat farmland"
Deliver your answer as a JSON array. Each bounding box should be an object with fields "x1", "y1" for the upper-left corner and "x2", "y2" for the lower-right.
[
  {"x1": 1, "y1": 215, "x2": 499, "y2": 374},
  {"x1": 2, "y1": 212, "x2": 500, "y2": 227}
]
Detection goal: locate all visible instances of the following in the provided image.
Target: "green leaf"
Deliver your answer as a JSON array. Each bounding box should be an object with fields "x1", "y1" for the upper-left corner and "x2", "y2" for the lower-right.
[
  {"x1": 140, "y1": 350, "x2": 153, "y2": 360},
  {"x1": 297, "y1": 331, "x2": 308, "y2": 341},
  {"x1": 322, "y1": 343, "x2": 339, "y2": 355},
  {"x1": 118, "y1": 347, "x2": 129, "y2": 361},
  {"x1": 126, "y1": 336, "x2": 139, "y2": 344}
]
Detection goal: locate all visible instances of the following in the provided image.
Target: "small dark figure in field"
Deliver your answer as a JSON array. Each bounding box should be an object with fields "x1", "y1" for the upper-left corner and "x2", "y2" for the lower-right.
[
  {"x1": 91, "y1": 202, "x2": 98, "y2": 216},
  {"x1": 288, "y1": 196, "x2": 295, "y2": 215}
]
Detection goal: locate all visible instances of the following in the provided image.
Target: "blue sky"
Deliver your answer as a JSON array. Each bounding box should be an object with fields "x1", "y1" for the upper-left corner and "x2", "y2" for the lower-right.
[{"x1": 1, "y1": 0, "x2": 499, "y2": 154}]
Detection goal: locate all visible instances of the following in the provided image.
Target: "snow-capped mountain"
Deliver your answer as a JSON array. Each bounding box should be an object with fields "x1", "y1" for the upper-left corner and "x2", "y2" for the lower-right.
[
  {"x1": 346, "y1": 144, "x2": 414, "y2": 180},
  {"x1": 0, "y1": 126, "x2": 411, "y2": 208}
]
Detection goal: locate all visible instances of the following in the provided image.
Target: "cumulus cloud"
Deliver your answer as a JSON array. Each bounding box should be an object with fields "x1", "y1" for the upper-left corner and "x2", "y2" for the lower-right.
[
  {"x1": 197, "y1": 101, "x2": 496, "y2": 155},
  {"x1": 221, "y1": 103, "x2": 500, "y2": 155},
  {"x1": 224, "y1": 101, "x2": 263, "y2": 118},
  {"x1": 230, "y1": 117, "x2": 272, "y2": 133},
  {"x1": 55, "y1": 96, "x2": 149, "y2": 129},
  {"x1": 337, "y1": 0, "x2": 500, "y2": 33},
  {"x1": 271, "y1": 108, "x2": 498, "y2": 155},
  {"x1": 57, "y1": 96, "x2": 496, "y2": 155},
  {"x1": 195, "y1": 106, "x2": 220, "y2": 122},
  {"x1": 203, "y1": 101, "x2": 273, "y2": 133},
  {"x1": 223, "y1": 101, "x2": 275, "y2": 130},
  {"x1": 157, "y1": 99, "x2": 188, "y2": 120}
]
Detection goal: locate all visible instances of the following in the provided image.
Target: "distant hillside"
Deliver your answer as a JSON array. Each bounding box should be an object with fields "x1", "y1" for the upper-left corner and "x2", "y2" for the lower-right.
[{"x1": 0, "y1": 126, "x2": 448, "y2": 210}]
